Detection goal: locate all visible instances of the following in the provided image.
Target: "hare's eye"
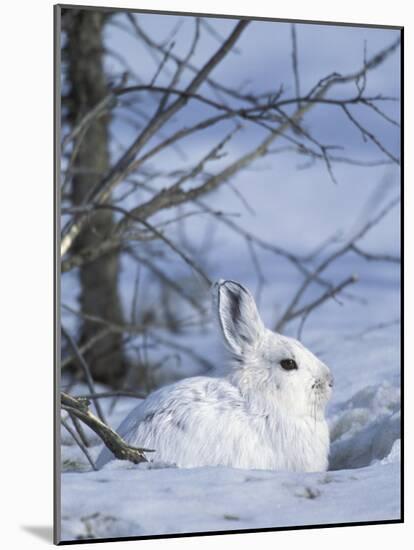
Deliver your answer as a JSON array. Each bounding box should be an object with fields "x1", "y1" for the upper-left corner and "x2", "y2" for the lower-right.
[{"x1": 280, "y1": 359, "x2": 298, "y2": 371}]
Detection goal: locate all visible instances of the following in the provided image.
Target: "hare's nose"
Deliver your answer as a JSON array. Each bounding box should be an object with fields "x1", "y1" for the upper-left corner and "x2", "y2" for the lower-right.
[{"x1": 327, "y1": 373, "x2": 334, "y2": 388}]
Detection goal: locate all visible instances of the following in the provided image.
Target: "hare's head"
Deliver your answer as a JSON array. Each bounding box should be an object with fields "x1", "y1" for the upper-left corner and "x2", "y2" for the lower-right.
[{"x1": 214, "y1": 280, "x2": 333, "y2": 419}]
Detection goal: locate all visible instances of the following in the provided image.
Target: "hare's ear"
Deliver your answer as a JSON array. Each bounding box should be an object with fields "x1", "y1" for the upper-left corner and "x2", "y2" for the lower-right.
[{"x1": 214, "y1": 280, "x2": 265, "y2": 356}]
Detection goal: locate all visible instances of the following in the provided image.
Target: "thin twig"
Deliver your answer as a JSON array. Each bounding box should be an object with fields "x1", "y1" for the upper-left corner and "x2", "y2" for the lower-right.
[
  {"x1": 61, "y1": 417, "x2": 97, "y2": 471},
  {"x1": 127, "y1": 249, "x2": 206, "y2": 314},
  {"x1": 96, "y1": 203, "x2": 212, "y2": 287},
  {"x1": 275, "y1": 195, "x2": 400, "y2": 331},
  {"x1": 287, "y1": 274, "x2": 358, "y2": 325},
  {"x1": 346, "y1": 318, "x2": 400, "y2": 339},
  {"x1": 61, "y1": 327, "x2": 111, "y2": 369},
  {"x1": 149, "y1": 333, "x2": 215, "y2": 372},
  {"x1": 68, "y1": 412, "x2": 90, "y2": 449},
  {"x1": 75, "y1": 390, "x2": 147, "y2": 400},
  {"x1": 290, "y1": 24, "x2": 301, "y2": 109},
  {"x1": 126, "y1": 15, "x2": 249, "y2": 103},
  {"x1": 61, "y1": 326, "x2": 106, "y2": 424},
  {"x1": 350, "y1": 244, "x2": 400, "y2": 263},
  {"x1": 149, "y1": 40, "x2": 175, "y2": 86},
  {"x1": 61, "y1": 392, "x2": 153, "y2": 464},
  {"x1": 342, "y1": 104, "x2": 400, "y2": 164},
  {"x1": 62, "y1": 93, "x2": 117, "y2": 150}
]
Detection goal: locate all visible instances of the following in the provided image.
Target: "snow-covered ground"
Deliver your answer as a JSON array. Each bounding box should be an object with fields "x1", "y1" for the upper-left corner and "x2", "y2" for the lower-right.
[
  {"x1": 60, "y1": 312, "x2": 401, "y2": 542},
  {"x1": 61, "y1": 460, "x2": 400, "y2": 540}
]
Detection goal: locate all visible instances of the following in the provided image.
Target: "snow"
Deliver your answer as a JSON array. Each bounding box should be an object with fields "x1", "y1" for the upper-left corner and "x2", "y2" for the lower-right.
[
  {"x1": 60, "y1": 314, "x2": 401, "y2": 542},
  {"x1": 61, "y1": 461, "x2": 400, "y2": 541}
]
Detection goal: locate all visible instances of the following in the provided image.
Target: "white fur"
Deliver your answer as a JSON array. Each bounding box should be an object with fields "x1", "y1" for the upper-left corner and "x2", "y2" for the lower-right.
[{"x1": 96, "y1": 280, "x2": 333, "y2": 472}]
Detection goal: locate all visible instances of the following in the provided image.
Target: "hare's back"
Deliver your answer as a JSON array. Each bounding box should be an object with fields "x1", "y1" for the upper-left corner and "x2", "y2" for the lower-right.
[{"x1": 96, "y1": 376, "x2": 248, "y2": 468}]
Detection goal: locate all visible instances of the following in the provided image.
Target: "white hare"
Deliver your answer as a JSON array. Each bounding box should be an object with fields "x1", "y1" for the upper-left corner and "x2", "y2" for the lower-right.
[{"x1": 96, "y1": 280, "x2": 333, "y2": 472}]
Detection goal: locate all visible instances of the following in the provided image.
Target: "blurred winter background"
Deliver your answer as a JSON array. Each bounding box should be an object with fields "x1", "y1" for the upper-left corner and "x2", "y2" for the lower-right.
[{"x1": 59, "y1": 7, "x2": 401, "y2": 542}]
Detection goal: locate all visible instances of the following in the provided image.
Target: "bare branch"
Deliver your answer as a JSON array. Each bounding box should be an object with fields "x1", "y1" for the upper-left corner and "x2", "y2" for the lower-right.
[
  {"x1": 61, "y1": 20, "x2": 250, "y2": 257},
  {"x1": 194, "y1": 199, "x2": 309, "y2": 275},
  {"x1": 149, "y1": 333, "x2": 215, "y2": 372},
  {"x1": 246, "y1": 238, "x2": 266, "y2": 306},
  {"x1": 346, "y1": 318, "x2": 400, "y2": 339},
  {"x1": 68, "y1": 412, "x2": 91, "y2": 449},
  {"x1": 287, "y1": 274, "x2": 358, "y2": 325},
  {"x1": 61, "y1": 37, "x2": 400, "y2": 274},
  {"x1": 61, "y1": 326, "x2": 106, "y2": 424},
  {"x1": 350, "y1": 244, "x2": 400, "y2": 263},
  {"x1": 149, "y1": 40, "x2": 175, "y2": 87},
  {"x1": 341, "y1": 104, "x2": 400, "y2": 164},
  {"x1": 61, "y1": 124, "x2": 89, "y2": 194},
  {"x1": 62, "y1": 303, "x2": 145, "y2": 334},
  {"x1": 61, "y1": 392, "x2": 153, "y2": 464},
  {"x1": 74, "y1": 390, "x2": 147, "y2": 400},
  {"x1": 200, "y1": 18, "x2": 241, "y2": 54},
  {"x1": 275, "y1": 195, "x2": 399, "y2": 331},
  {"x1": 305, "y1": 37, "x2": 400, "y2": 98},
  {"x1": 363, "y1": 99, "x2": 400, "y2": 127},
  {"x1": 61, "y1": 327, "x2": 111, "y2": 370},
  {"x1": 158, "y1": 17, "x2": 201, "y2": 111},
  {"x1": 61, "y1": 93, "x2": 117, "y2": 150},
  {"x1": 61, "y1": 417, "x2": 97, "y2": 471},
  {"x1": 95, "y1": 203, "x2": 213, "y2": 287},
  {"x1": 290, "y1": 24, "x2": 301, "y2": 109},
  {"x1": 126, "y1": 15, "x2": 250, "y2": 103},
  {"x1": 127, "y1": 249, "x2": 207, "y2": 314}
]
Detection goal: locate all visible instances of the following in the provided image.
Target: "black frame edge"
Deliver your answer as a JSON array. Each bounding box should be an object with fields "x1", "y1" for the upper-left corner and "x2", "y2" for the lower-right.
[
  {"x1": 54, "y1": 3, "x2": 62, "y2": 546},
  {"x1": 56, "y1": 3, "x2": 403, "y2": 30},
  {"x1": 57, "y1": 519, "x2": 404, "y2": 545},
  {"x1": 399, "y1": 26, "x2": 404, "y2": 524}
]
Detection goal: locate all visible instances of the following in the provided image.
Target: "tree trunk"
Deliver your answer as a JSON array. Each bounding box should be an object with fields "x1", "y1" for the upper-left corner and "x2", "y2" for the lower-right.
[{"x1": 62, "y1": 9, "x2": 126, "y2": 387}]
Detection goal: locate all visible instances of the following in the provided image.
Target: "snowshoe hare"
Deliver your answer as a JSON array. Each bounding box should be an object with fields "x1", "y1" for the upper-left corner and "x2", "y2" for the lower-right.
[{"x1": 97, "y1": 280, "x2": 333, "y2": 472}]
